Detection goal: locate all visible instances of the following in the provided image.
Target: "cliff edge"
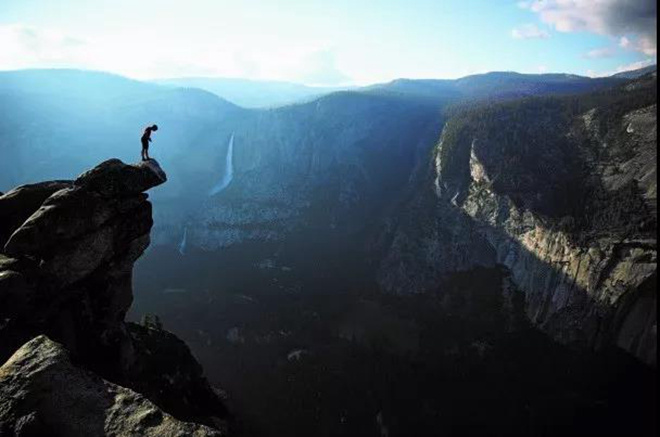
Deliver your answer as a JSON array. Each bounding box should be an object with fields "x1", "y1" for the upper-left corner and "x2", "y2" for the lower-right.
[{"x1": 0, "y1": 159, "x2": 228, "y2": 436}]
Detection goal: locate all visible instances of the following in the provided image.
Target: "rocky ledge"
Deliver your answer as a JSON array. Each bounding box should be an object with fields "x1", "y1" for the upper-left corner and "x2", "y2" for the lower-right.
[{"x1": 0, "y1": 159, "x2": 228, "y2": 436}]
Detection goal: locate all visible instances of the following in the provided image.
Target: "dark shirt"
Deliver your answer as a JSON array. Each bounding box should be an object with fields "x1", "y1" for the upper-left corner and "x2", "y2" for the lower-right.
[{"x1": 141, "y1": 127, "x2": 154, "y2": 142}]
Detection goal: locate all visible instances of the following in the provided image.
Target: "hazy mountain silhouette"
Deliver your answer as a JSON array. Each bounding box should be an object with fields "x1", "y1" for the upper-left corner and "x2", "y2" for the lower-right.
[{"x1": 153, "y1": 77, "x2": 352, "y2": 108}]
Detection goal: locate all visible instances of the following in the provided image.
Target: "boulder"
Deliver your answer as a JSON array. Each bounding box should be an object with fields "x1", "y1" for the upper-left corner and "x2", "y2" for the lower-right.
[
  {"x1": 0, "y1": 181, "x2": 72, "y2": 248},
  {"x1": 0, "y1": 336, "x2": 223, "y2": 437}
]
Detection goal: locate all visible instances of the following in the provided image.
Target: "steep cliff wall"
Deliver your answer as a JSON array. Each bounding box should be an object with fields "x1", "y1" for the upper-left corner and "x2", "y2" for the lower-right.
[
  {"x1": 379, "y1": 76, "x2": 657, "y2": 365},
  {"x1": 0, "y1": 159, "x2": 228, "y2": 435},
  {"x1": 150, "y1": 92, "x2": 444, "y2": 252}
]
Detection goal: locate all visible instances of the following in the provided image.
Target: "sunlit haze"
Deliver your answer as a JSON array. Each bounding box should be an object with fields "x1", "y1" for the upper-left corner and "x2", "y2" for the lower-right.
[{"x1": 0, "y1": 0, "x2": 656, "y2": 84}]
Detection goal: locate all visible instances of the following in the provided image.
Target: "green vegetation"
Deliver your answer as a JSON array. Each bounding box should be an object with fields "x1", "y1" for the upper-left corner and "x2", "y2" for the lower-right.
[{"x1": 437, "y1": 75, "x2": 657, "y2": 241}]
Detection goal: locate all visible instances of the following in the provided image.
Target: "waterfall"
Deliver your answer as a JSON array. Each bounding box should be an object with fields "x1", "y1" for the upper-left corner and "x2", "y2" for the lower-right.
[
  {"x1": 178, "y1": 227, "x2": 188, "y2": 255},
  {"x1": 209, "y1": 133, "x2": 235, "y2": 195}
]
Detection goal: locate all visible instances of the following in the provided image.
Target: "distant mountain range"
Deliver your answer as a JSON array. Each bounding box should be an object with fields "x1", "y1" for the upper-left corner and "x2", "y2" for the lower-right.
[
  {"x1": 153, "y1": 77, "x2": 352, "y2": 109},
  {"x1": 0, "y1": 65, "x2": 654, "y2": 194},
  {"x1": 612, "y1": 64, "x2": 657, "y2": 79},
  {"x1": 367, "y1": 71, "x2": 628, "y2": 103},
  {"x1": 153, "y1": 64, "x2": 656, "y2": 108}
]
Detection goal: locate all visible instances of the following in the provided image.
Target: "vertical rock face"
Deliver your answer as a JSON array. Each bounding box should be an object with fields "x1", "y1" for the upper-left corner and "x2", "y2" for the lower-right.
[
  {"x1": 458, "y1": 176, "x2": 657, "y2": 364},
  {"x1": 452, "y1": 99, "x2": 657, "y2": 366},
  {"x1": 151, "y1": 93, "x2": 443, "y2": 252},
  {"x1": 0, "y1": 159, "x2": 228, "y2": 434},
  {"x1": 379, "y1": 77, "x2": 657, "y2": 366}
]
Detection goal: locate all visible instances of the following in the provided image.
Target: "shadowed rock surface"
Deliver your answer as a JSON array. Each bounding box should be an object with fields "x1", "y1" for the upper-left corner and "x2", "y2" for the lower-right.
[
  {"x1": 0, "y1": 181, "x2": 72, "y2": 248},
  {"x1": 0, "y1": 159, "x2": 228, "y2": 435},
  {"x1": 0, "y1": 336, "x2": 222, "y2": 437}
]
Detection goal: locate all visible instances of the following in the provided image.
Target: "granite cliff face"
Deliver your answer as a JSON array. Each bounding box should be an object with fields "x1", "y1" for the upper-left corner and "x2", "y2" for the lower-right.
[
  {"x1": 379, "y1": 75, "x2": 657, "y2": 366},
  {"x1": 151, "y1": 92, "x2": 443, "y2": 253},
  {"x1": 0, "y1": 159, "x2": 228, "y2": 436},
  {"x1": 149, "y1": 74, "x2": 624, "y2": 254}
]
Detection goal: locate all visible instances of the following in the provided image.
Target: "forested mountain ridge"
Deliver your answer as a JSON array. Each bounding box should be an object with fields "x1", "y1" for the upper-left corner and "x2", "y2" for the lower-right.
[
  {"x1": 379, "y1": 73, "x2": 657, "y2": 365},
  {"x1": 366, "y1": 70, "x2": 628, "y2": 102}
]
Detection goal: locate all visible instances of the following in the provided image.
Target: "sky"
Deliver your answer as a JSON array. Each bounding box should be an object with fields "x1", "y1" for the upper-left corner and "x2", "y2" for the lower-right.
[{"x1": 0, "y1": 0, "x2": 656, "y2": 85}]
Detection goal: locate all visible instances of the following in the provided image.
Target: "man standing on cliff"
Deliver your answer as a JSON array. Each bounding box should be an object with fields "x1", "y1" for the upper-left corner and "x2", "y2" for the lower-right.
[{"x1": 141, "y1": 124, "x2": 158, "y2": 161}]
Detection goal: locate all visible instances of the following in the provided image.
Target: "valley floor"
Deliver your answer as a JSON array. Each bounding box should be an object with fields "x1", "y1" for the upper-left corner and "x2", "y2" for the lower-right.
[{"x1": 130, "y1": 241, "x2": 656, "y2": 437}]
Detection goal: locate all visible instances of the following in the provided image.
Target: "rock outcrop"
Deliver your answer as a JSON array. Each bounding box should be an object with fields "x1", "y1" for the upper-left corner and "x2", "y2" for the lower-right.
[
  {"x1": 379, "y1": 76, "x2": 657, "y2": 366},
  {"x1": 0, "y1": 181, "x2": 72, "y2": 249},
  {"x1": 0, "y1": 159, "x2": 228, "y2": 434},
  {"x1": 0, "y1": 336, "x2": 222, "y2": 437}
]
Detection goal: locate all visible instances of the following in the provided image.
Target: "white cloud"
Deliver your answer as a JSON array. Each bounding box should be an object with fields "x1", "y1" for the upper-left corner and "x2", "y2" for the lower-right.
[
  {"x1": 520, "y1": 0, "x2": 656, "y2": 55},
  {"x1": 0, "y1": 23, "x2": 353, "y2": 85},
  {"x1": 0, "y1": 24, "x2": 90, "y2": 69},
  {"x1": 291, "y1": 49, "x2": 351, "y2": 86},
  {"x1": 619, "y1": 35, "x2": 656, "y2": 56},
  {"x1": 584, "y1": 46, "x2": 618, "y2": 59},
  {"x1": 511, "y1": 23, "x2": 551, "y2": 39}
]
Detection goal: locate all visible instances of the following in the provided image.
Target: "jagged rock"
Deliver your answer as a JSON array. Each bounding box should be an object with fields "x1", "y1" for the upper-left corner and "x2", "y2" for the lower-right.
[
  {"x1": 0, "y1": 159, "x2": 228, "y2": 433},
  {"x1": 0, "y1": 336, "x2": 223, "y2": 437}
]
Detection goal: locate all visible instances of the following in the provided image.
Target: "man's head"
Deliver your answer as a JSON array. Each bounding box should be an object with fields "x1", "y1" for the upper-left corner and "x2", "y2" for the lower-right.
[{"x1": 152, "y1": 124, "x2": 159, "y2": 131}]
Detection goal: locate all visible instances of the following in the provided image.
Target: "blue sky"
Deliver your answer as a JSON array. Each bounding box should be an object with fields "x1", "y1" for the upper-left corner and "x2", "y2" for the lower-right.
[{"x1": 0, "y1": 0, "x2": 656, "y2": 85}]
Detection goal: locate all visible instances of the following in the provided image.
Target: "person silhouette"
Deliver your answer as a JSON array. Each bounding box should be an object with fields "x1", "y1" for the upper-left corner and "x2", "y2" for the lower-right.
[{"x1": 141, "y1": 124, "x2": 158, "y2": 161}]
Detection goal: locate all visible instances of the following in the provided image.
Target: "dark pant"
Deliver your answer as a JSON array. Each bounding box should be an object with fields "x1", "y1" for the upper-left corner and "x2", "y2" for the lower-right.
[{"x1": 141, "y1": 139, "x2": 149, "y2": 160}]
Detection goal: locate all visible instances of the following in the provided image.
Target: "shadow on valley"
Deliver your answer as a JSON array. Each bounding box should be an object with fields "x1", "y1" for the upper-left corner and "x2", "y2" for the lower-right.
[
  {"x1": 128, "y1": 76, "x2": 657, "y2": 437},
  {"x1": 130, "y1": 225, "x2": 656, "y2": 437}
]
